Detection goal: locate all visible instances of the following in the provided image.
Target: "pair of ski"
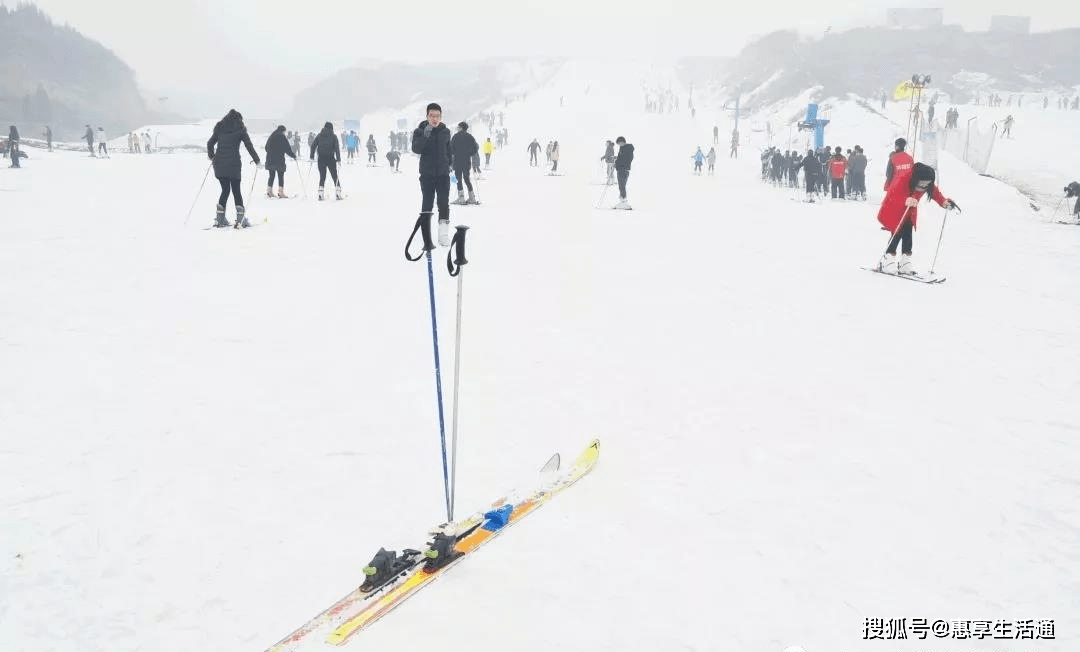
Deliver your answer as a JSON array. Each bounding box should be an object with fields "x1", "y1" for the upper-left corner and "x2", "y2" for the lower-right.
[
  {"x1": 262, "y1": 439, "x2": 600, "y2": 652},
  {"x1": 861, "y1": 266, "x2": 946, "y2": 284}
]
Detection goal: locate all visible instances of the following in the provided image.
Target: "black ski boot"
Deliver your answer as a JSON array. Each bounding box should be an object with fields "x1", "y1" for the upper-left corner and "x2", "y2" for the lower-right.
[
  {"x1": 360, "y1": 547, "x2": 422, "y2": 593},
  {"x1": 213, "y1": 204, "x2": 230, "y2": 228}
]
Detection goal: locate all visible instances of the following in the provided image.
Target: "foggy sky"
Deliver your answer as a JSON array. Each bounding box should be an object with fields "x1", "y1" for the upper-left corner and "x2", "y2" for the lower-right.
[{"x1": 6, "y1": 0, "x2": 1079, "y2": 118}]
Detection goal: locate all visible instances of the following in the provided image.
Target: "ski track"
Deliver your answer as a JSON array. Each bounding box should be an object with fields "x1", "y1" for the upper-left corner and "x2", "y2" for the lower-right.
[{"x1": 1, "y1": 60, "x2": 1078, "y2": 652}]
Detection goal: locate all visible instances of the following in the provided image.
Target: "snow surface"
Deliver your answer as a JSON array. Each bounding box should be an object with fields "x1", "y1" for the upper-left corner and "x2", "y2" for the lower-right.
[{"x1": 2, "y1": 59, "x2": 1079, "y2": 652}]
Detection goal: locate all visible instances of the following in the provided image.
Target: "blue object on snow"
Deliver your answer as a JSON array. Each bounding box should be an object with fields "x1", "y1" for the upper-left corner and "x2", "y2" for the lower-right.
[{"x1": 482, "y1": 504, "x2": 513, "y2": 531}]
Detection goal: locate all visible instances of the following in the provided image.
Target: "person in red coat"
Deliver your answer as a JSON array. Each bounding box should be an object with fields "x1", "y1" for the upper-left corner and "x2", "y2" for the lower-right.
[
  {"x1": 884, "y1": 137, "x2": 914, "y2": 190},
  {"x1": 876, "y1": 162, "x2": 957, "y2": 274}
]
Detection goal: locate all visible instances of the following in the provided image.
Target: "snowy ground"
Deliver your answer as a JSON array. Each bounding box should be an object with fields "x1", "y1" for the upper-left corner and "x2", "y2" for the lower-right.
[{"x1": 2, "y1": 60, "x2": 1079, "y2": 652}]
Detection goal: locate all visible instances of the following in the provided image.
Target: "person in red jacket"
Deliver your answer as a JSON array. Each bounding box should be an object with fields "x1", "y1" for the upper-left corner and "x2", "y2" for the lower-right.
[
  {"x1": 876, "y1": 162, "x2": 957, "y2": 274},
  {"x1": 884, "y1": 137, "x2": 914, "y2": 190},
  {"x1": 828, "y1": 146, "x2": 847, "y2": 199}
]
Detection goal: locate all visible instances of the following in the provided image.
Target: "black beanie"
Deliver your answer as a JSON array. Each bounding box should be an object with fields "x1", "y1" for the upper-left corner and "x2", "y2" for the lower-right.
[{"x1": 895, "y1": 137, "x2": 907, "y2": 150}]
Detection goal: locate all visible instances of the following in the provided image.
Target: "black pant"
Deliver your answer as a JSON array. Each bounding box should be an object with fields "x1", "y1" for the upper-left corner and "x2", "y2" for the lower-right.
[
  {"x1": 368, "y1": 152, "x2": 376, "y2": 163},
  {"x1": 420, "y1": 174, "x2": 450, "y2": 221},
  {"x1": 886, "y1": 221, "x2": 914, "y2": 255},
  {"x1": 551, "y1": 160, "x2": 558, "y2": 172},
  {"x1": 267, "y1": 168, "x2": 284, "y2": 187},
  {"x1": 831, "y1": 178, "x2": 845, "y2": 198},
  {"x1": 617, "y1": 169, "x2": 629, "y2": 199},
  {"x1": 454, "y1": 165, "x2": 473, "y2": 192},
  {"x1": 217, "y1": 177, "x2": 244, "y2": 207},
  {"x1": 484, "y1": 153, "x2": 491, "y2": 165},
  {"x1": 805, "y1": 175, "x2": 816, "y2": 194},
  {"x1": 530, "y1": 151, "x2": 538, "y2": 166},
  {"x1": 88, "y1": 141, "x2": 95, "y2": 155},
  {"x1": 849, "y1": 171, "x2": 865, "y2": 195},
  {"x1": 318, "y1": 158, "x2": 340, "y2": 187},
  {"x1": 8, "y1": 142, "x2": 18, "y2": 167}
]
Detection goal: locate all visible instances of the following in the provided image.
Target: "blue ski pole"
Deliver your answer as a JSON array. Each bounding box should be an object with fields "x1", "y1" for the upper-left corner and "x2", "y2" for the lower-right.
[{"x1": 406, "y1": 212, "x2": 452, "y2": 522}]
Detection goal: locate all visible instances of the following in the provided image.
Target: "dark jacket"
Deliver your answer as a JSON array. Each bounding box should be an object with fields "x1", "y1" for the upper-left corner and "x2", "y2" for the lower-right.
[
  {"x1": 411, "y1": 121, "x2": 452, "y2": 177},
  {"x1": 847, "y1": 152, "x2": 867, "y2": 174},
  {"x1": 798, "y1": 153, "x2": 821, "y2": 178},
  {"x1": 207, "y1": 110, "x2": 259, "y2": 179},
  {"x1": 310, "y1": 124, "x2": 341, "y2": 161},
  {"x1": 84, "y1": 126, "x2": 94, "y2": 144},
  {"x1": 8, "y1": 126, "x2": 19, "y2": 142},
  {"x1": 366, "y1": 136, "x2": 377, "y2": 153},
  {"x1": 264, "y1": 126, "x2": 296, "y2": 171},
  {"x1": 450, "y1": 131, "x2": 478, "y2": 169},
  {"x1": 614, "y1": 143, "x2": 634, "y2": 171}
]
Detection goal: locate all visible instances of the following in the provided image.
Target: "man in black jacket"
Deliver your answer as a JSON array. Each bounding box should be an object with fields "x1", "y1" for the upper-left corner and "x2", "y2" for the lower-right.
[
  {"x1": 1065, "y1": 182, "x2": 1080, "y2": 219},
  {"x1": 310, "y1": 122, "x2": 343, "y2": 200},
  {"x1": 613, "y1": 136, "x2": 634, "y2": 210},
  {"x1": 412, "y1": 102, "x2": 454, "y2": 246},
  {"x1": 7, "y1": 125, "x2": 20, "y2": 168},
  {"x1": 450, "y1": 121, "x2": 479, "y2": 205}
]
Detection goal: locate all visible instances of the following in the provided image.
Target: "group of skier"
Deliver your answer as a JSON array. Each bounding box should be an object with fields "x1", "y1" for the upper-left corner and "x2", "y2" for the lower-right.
[{"x1": 760, "y1": 145, "x2": 868, "y2": 202}]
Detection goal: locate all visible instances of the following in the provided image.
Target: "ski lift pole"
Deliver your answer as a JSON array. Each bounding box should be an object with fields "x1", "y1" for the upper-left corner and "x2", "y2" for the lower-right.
[
  {"x1": 405, "y1": 212, "x2": 452, "y2": 522},
  {"x1": 445, "y1": 225, "x2": 470, "y2": 518}
]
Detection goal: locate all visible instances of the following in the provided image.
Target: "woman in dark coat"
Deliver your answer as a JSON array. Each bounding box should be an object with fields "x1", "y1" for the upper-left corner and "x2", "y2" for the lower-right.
[
  {"x1": 264, "y1": 125, "x2": 296, "y2": 198},
  {"x1": 309, "y1": 122, "x2": 342, "y2": 200},
  {"x1": 8, "y1": 126, "x2": 20, "y2": 168},
  {"x1": 207, "y1": 109, "x2": 260, "y2": 228}
]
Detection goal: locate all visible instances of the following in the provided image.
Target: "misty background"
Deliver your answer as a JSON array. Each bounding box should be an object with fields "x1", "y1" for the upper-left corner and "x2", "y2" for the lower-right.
[{"x1": 1, "y1": 0, "x2": 1079, "y2": 138}]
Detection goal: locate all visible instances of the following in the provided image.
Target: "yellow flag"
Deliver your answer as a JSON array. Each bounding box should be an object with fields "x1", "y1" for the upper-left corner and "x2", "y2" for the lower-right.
[{"x1": 893, "y1": 81, "x2": 913, "y2": 101}]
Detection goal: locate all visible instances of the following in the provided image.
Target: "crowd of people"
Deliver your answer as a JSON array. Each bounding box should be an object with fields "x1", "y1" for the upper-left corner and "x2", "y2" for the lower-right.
[{"x1": 759, "y1": 144, "x2": 869, "y2": 202}]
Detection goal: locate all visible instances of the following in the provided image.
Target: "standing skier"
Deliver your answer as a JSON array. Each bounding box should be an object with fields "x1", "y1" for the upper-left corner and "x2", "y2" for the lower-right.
[
  {"x1": 264, "y1": 124, "x2": 297, "y2": 198},
  {"x1": 346, "y1": 131, "x2": 358, "y2": 162},
  {"x1": 528, "y1": 138, "x2": 541, "y2": 167},
  {"x1": 613, "y1": 136, "x2": 634, "y2": 209},
  {"x1": 797, "y1": 149, "x2": 822, "y2": 202},
  {"x1": 83, "y1": 125, "x2": 95, "y2": 156},
  {"x1": 601, "y1": 140, "x2": 616, "y2": 184},
  {"x1": 97, "y1": 127, "x2": 109, "y2": 157},
  {"x1": 706, "y1": 146, "x2": 716, "y2": 174},
  {"x1": 482, "y1": 137, "x2": 494, "y2": 167},
  {"x1": 450, "y1": 121, "x2": 479, "y2": 205},
  {"x1": 1064, "y1": 182, "x2": 1080, "y2": 219},
  {"x1": 876, "y1": 162, "x2": 957, "y2": 274},
  {"x1": 366, "y1": 134, "x2": 378, "y2": 164},
  {"x1": 7, "y1": 125, "x2": 20, "y2": 168},
  {"x1": 691, "y1": 147, "x2": 705, "y2": 174},
  {"x1": 847, "y1": 146, "x2": 867, "y2": 200},
  {"x1": 207, "y1": 109, "x2": 261, "y2": 228},
  {"x1": 310, "y1": 122, "x2": 343, "y2": 200},
  {"x1": 1001, "y1": 115, "x2": 1015, "y2": 138},
  {"x1": 549, "y1": 140, "x2": 560, "y2": 174},
  {"x1": 828, "y1": 146, "x2": 847, "y2": 199},
  {"x1": 713, "y1": 125, "x2": 719, "y2": 145},
  {"x1": 44, "y1": 125, "x2": 52, "y2": 152},
  {"x1": 884, "y1": 138, "x2": 913, "y2": 190},
  {"x1": 411, "y1": 102, "x2": 454, "y2": 246}
]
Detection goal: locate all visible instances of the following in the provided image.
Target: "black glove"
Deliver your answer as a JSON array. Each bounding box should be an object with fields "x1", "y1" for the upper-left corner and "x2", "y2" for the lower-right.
[{"x1": 944, "y1": 199, "x2": 959, "y2": 211}]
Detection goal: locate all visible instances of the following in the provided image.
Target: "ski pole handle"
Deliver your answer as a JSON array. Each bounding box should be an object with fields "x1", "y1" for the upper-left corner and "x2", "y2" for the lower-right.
[
  {"x1": 405, "y1": 212, "x2": 436, "y2": 261},
  {"x1": 447, "y1": 225, "x2": 470, "y2": 276}
]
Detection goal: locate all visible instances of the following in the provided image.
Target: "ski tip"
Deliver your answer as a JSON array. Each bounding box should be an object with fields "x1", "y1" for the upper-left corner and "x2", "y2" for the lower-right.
[{"x1": 540, "y1": 453, "x2": 561, "y2": 474}]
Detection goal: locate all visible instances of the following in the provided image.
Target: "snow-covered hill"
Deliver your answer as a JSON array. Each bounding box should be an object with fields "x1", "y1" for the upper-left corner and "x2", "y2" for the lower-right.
[{"x1": 1, "y1": 58, "x2": 1078, "y2": 652}]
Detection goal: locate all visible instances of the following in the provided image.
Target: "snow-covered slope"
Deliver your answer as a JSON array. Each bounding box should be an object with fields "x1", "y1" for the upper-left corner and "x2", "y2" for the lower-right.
[{"x1": 1, "y1": 59, "x2": 1078, "y2": 652}]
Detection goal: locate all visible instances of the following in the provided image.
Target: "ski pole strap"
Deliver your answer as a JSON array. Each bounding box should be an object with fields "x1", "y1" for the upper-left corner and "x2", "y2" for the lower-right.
[
  {"x1": 405, "y1": 212, "x2": 436, "y2": 261},
  {"x1": 446, "y1": 225, "x2": 470, "y2": 276}
]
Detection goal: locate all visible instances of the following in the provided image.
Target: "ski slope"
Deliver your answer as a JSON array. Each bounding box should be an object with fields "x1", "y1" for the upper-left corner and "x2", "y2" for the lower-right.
[{"x1": 2, "y1": 59, "x2": 1079, "y2": 652}]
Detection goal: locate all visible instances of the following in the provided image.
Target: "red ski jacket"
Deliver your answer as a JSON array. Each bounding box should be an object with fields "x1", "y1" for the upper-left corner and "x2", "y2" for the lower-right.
[
  {"x1": 876, "y1": 166, "x2": 947, "y2": 233},
  {"x1": 884, "y1": 151, "x2": 914, "y2": 190},
  {"x1": 828, "y1": 157, "x2": 847, "y2": 179}
]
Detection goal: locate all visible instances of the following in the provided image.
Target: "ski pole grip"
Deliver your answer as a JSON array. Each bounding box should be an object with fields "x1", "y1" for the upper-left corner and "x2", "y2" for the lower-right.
[
  {"x1": 447, "y1": 225, "x2": 470, "y2": 276},
  {"x1": 405, "y1": 212, "x2": 436, "y2": 261}
]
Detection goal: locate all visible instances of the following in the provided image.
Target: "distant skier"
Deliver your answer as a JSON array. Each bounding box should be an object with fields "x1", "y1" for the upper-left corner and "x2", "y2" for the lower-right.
[
  {"x1": 7, "y1": 125, "x2": 20, "y2": 168},
  {"x1": 307, "y1": 131, "x2": 316, "y2": 153},
  {"x1": 549, "y1": 140, "x2": 560, "y2": 173},
  {"x1": 386, "y1": 149, "x2": 401, "y2": 172},
  {"x1": 97, "y1": 127, "x2": 109, "y2": 157},
  {"x1": 707, "y1": 146, "x2": 716, "y2": 174},
  {"x1": 310, "y1": 121, "x2": 343, "y2": 200},
  {"x1": 450, "y1": 121, "x2": 479, "y2": 205},
  {"x1": 528, "y1": 138, "x2": 541, "y2": 167},
  {"x1": 471, "y1": 150, "x2": 481, "y2": 176},
  {"x1": 206, "y1": 109, "x2": 260, "y2": 228},
  {"x1": 828, "y1": 146, "x2": 847, "y2": 199},
  {"x1": 601, "y1": 140, "x2": 615, "y2": 184},
  {"x1": 613, "y1": 136, "x2": 633, "y2": 209},
  {"x1": 142, "y1": 131, "x2": 152, "y2": 153},
  {"x1": 729, "y1": 129, "x2": 739, "y2": 158},
  {"x1": 292, "y1": 131, "x2": 302, "y2": 158},
  {"x1": 264, "y1": 124, "x2": 297, "y2": 198},
  {"x1": 1001, "y1": 115, "x2": 1015, "y2": 138},
  {"x1": 796, "y1": 149, "x2": 822, "y2": 202},
  {"x1": 345, "y1": 131, "x2": 358, "y2": 162},
  {"x1": 691, "y1": 147, "x2": 705, "y2": 175},
  {"x1": 847, "y1": 146, "x2": 867, "y2": 200},
  {"x1": 884, "y1": 138, "x2": 913, "y2": 190},
  {"x1": 482, "y1": 137, "x2": 494, "y2": 167},
  {"x1": 713, "y1": 125, "x2": 719, "y2": 144},
  {"x1": 876, "y1": 162, "x2": 956, "y2": 275},
  {"x1": 44, "y1": 125, "x2": 52, "y2": 152},
  {"x1": 366, "y1": 134, "x2": 377, "y2": 164},
  {"x1": 411, "y1": 102, "x2": 454, "y2": 246},
  {"x1": 83, "y1": 125, "x2": 95, "y2": 157}
]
